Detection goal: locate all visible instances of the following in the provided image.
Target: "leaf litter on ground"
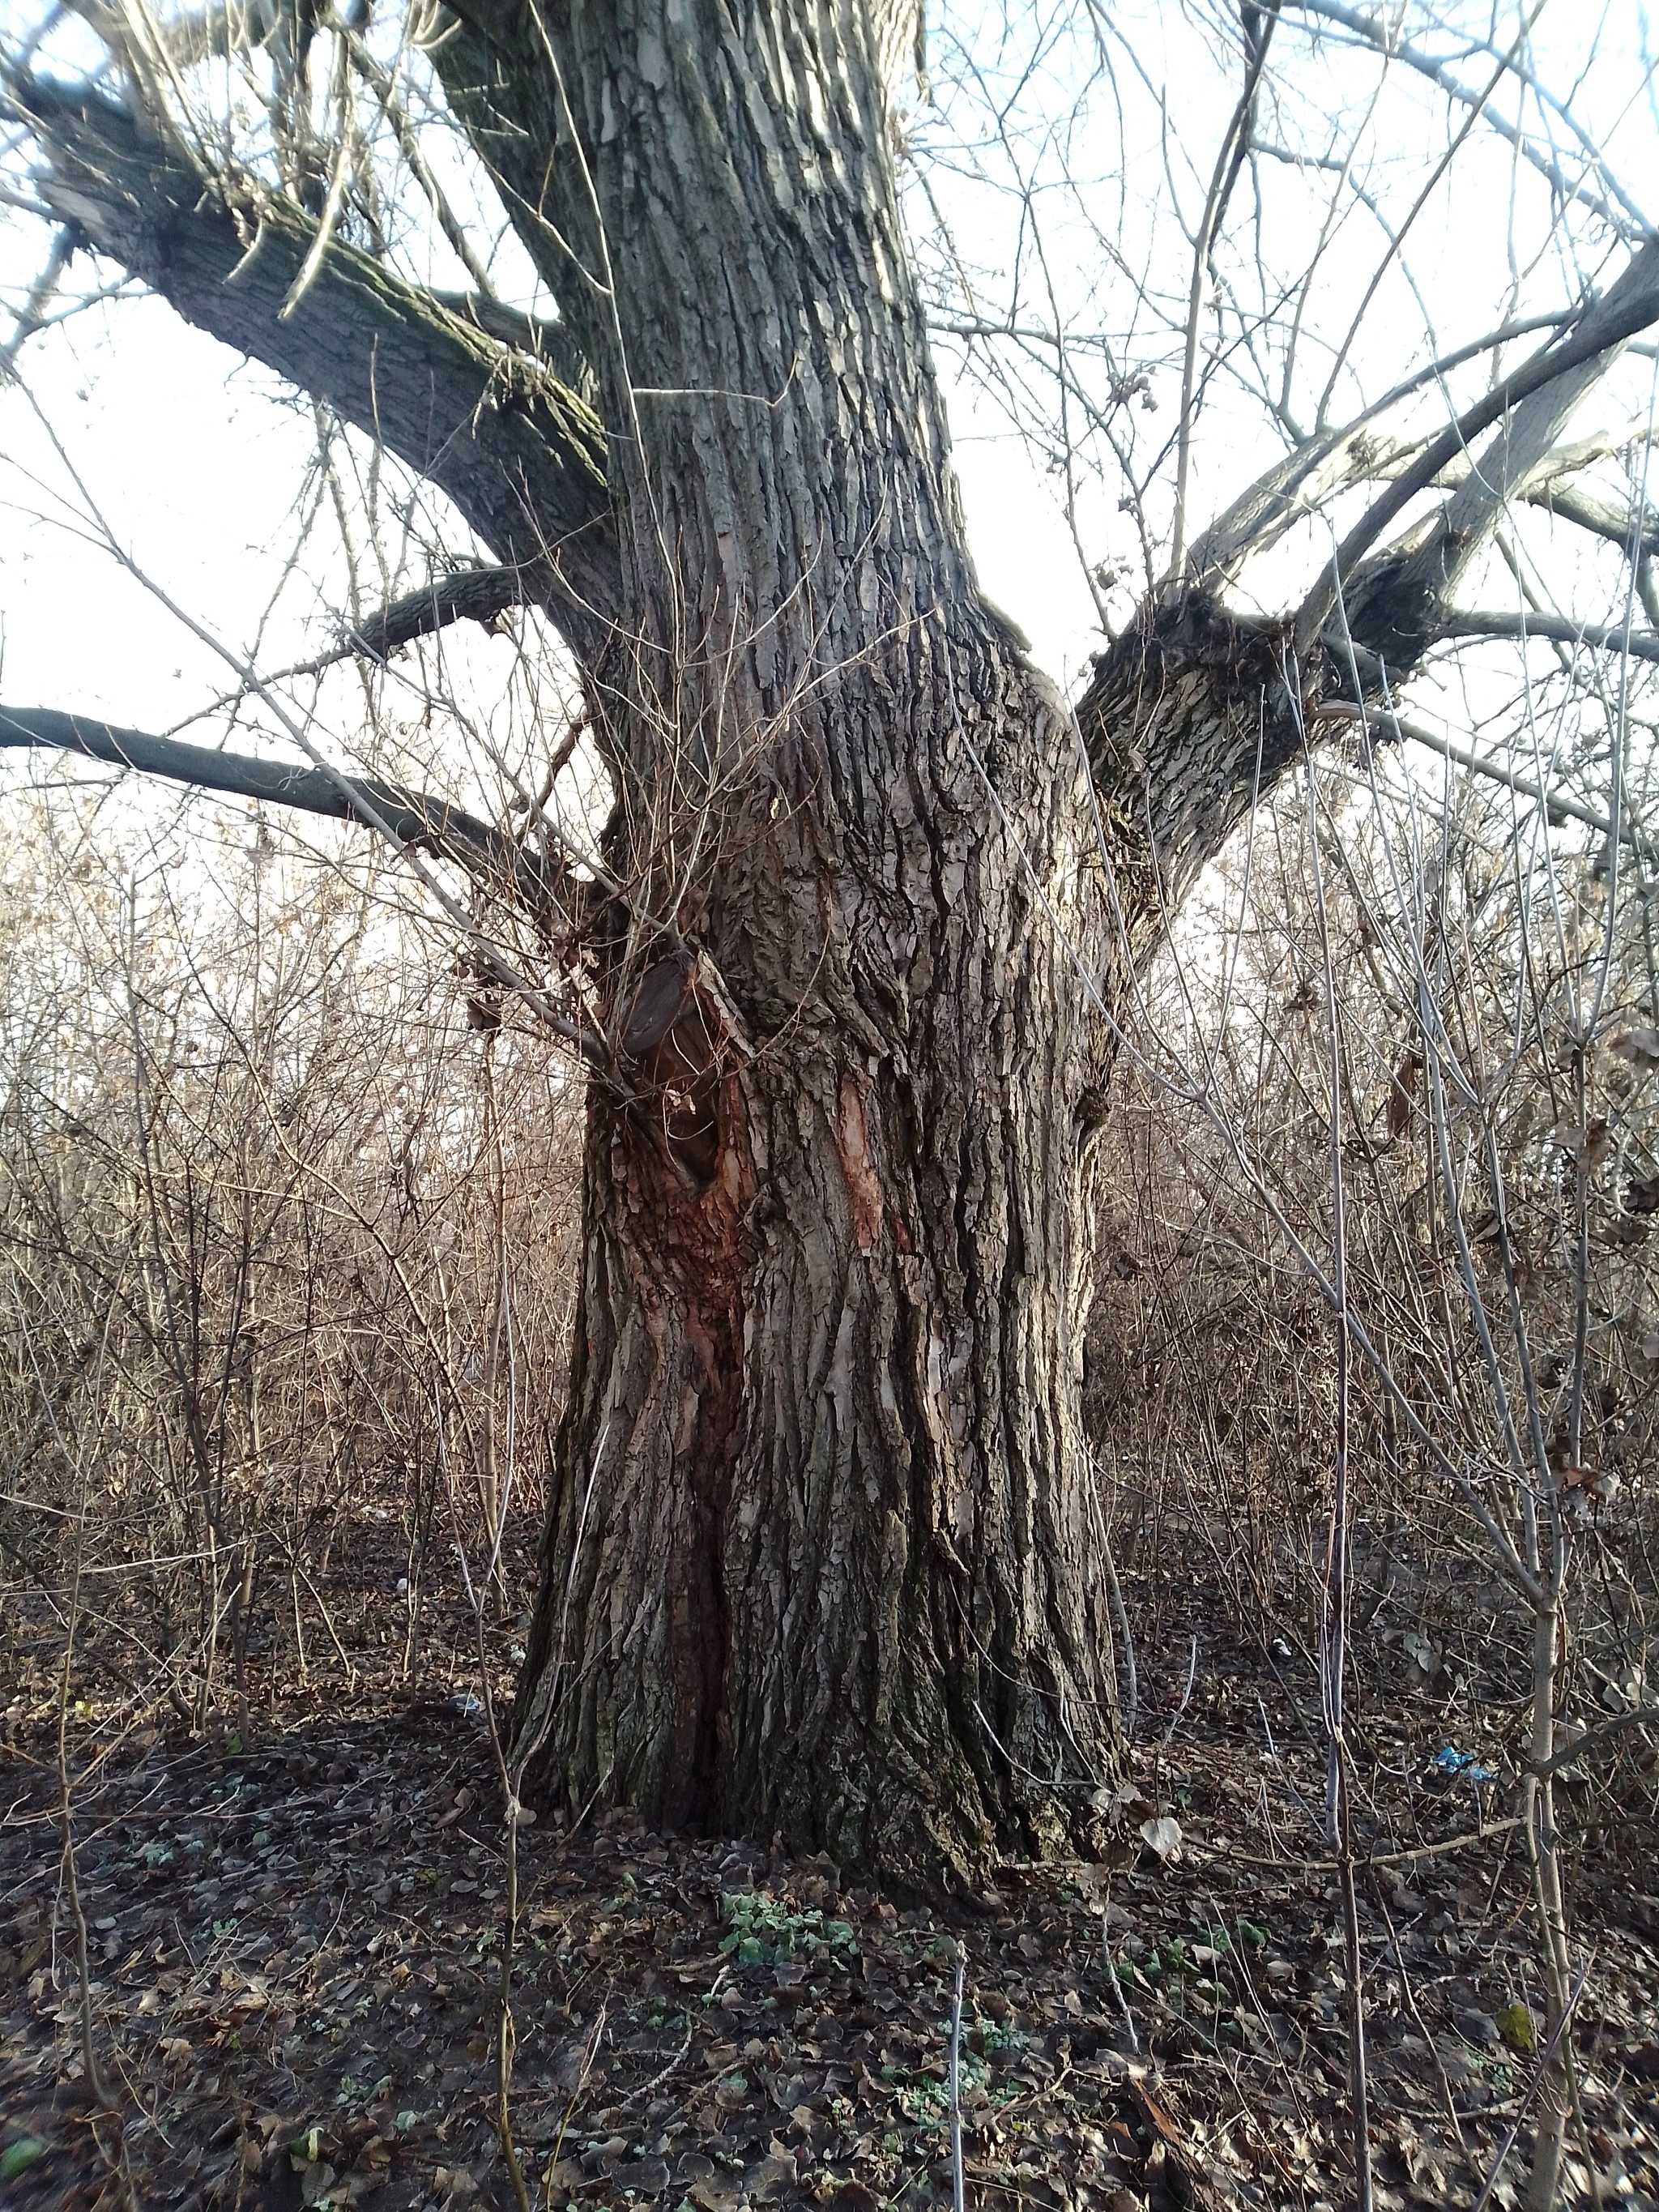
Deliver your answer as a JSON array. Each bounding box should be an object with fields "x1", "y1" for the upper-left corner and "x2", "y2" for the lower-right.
[{"x1": 2, "y1": 1535, "x2": 1656, "y2": 2211}]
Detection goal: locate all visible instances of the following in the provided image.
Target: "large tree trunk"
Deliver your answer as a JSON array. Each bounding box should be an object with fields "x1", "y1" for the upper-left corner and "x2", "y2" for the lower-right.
[
  {"x1": 431, "y1": 2, "x2": 1130, "y2": 1873},
  {"x1": 510, "y1": 627, "x2": 1125, "y2": 1876}
]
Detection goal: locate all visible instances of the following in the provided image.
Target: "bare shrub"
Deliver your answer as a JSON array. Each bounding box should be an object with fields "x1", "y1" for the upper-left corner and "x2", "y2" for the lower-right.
[
  {"x1": 1094, "y1": 752, "x2": 1658, "y2": 1723},
  {"x1": 1088, "y1": 709, "x2": 1659, "y2": 2203},
  {"x1": 0, "y1": 780, "x2": 583, "y2": 1741}
]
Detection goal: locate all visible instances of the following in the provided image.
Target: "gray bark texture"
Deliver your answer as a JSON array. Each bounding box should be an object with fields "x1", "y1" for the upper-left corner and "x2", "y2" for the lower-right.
[
  {"x1": 441, "y1": 0, "x2": 1129, "y2": 1873},
  {"x1": 7, "y1": 0, "x2": 1654, "y2": 1875}
]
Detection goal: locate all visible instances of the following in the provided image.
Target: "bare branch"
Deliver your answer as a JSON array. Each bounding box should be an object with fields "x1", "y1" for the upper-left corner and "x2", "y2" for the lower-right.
[
  {"x1": 0, "y1": 219, "x2": 75, "y2": 378},
  {"x1": 1170, "y1": 1, "x2": 1281, "y2": 579},
  {"x1": 1526, "y1": 1706, "x2": 1659, "y2": 1780},
  {"x1": 6, "y1": 74, "x2": 620, "y2": 655},
  {"x1": 1189, "y1": 314, "x2": 1576, "y2": 582},
  {"x1": 1280, "y1": 0, "x2": 1651, "y2": 241},
  {"x1": 1436, "y1": 609, "x2": 1659, "y2": 665},
  {"x1": 1522, "y1": 480, "x2": 1658, "y2": 558},
  {"x1": 0, "y1": 702, "x2": 544, "y2": 899},
  {"x1": 1296, "y1": 237, "x2": 1659, "y2": 660},
  {"x1": 1313, "y1": 700, "x2": 1659, "y2": 862},
  {"x1": 350, "y1": 564, "x2": 531, "y2": 660}
]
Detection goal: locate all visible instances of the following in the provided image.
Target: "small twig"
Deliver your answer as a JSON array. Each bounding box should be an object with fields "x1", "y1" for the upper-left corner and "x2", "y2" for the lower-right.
[
  {"x1": 0, "y1": 221, "x2": 76, "y2": 379},
  {"x1": 1099, "y1": 1505, "x2": 1139, "y2": 1743},
  {"x1": 1313, "y1": 701, "x2": 1659, "y2": 865},
  {"x1": 1101, "y1": 1909, "x2": 1140, "y2": 2054},
  {"x1": 437, "y1": 1424, "x2": 530, "y2": 2212},
  {"x1": 278, "y1": 41, "x2": 355, "y2": 320},
  {"x1": 58, "y1": 1669, "x2": 111, "y2": 2113},
  {"x1": 292, "y1": 1561, "x2": 359, "y2": 1689},
  {"x1": 545, "y1": 2002, "x2": 608, "y2": 2182},
  {"x1": 1372, "y1": 1877, "x2": 1471, "y2": 2167},
  {"x1": 1255, "y1": 1694, "x2": 1323, "y2": 1839},
  {"x1": 45, "y1": 1424, "x2": 140, "y2": 2210},
  {"x1": 622, "y1": 2015, "x2": 695, "y2": 2106},
  {"x1": 1303, "y1": 740, "x2": 1373, "y2": 2212},
  {"x1": 1170, "y1": 1, "x2": 1282, "y2": 576},
  {"x1": 1159, "y1": 1635, "x2": 1199, "y2": 1753},
  {"x1": 948, "y1": 1947, "x2": 966, "y2": 2212},
  {"x1": 1206, "y1": 1815, "x2": 1522, "y2": 1873},
  {"x1": 1525, "y1": 1704, "x2": 1659, "y2": 1779},
  {"x1": 1125, "y1": 2076, "x2": 1228, "y2": 2212}
]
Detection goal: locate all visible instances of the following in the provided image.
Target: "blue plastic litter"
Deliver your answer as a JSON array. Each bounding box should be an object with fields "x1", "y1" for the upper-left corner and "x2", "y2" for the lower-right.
[{"x1": 1433, "y1": 1744, "x2": 1495, "y2": 1784}]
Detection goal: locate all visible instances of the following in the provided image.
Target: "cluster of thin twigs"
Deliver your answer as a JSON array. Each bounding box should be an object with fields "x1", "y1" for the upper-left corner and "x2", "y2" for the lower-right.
[
  {"x1": 0, "y1": 785, "x2": 582, "y2": 1743},
  {"x1": 1087, "y1": 728, "x2": 1659, "y2": 2208}
]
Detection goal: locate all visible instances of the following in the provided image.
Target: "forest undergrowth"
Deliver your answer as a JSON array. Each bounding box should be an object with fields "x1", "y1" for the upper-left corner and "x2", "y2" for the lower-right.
[{"x1": 2, "y1": 1457, "x2": 1655, "y2": 2212}]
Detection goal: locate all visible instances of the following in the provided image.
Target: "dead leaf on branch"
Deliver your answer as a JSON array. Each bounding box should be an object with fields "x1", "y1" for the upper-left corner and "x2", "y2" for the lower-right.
[
  {"x1": 1386, "y1": 1052, "x2": 1420, "y2": 1141},
  {"x1": 1553, "y1": 1117, "x2": 1612, "y2": 1172},
  {"x1": 1610, "y1": 1025, "x2": 1659, "y2": 1069}
]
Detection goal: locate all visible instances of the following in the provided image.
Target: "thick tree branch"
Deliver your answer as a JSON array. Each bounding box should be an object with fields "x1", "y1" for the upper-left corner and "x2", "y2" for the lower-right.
[
  {"x1": 1, "y1": 702, "x2": 626, "y2": 1070},
  {"x1": 1188, "y1": 314, "x2": 1577, "y2": 584},
  {"x1": 1075, "y1": 594, "x2": 1299, "y2": 945},
  {"x1": 0, "y1": 702, "x2": 549, "y2": 901},
  {"x1": 1079, "y1": 571, "x2": 1658, "y2": 961},
  {"x1": 1437, "y1": 609, "x2": 1659, "y2": 665},
  {"x1": 1297, "y1": 237, "x2": 1659, "y2": 661},
  {"x1": 1523, "y1": 480, "x2": 1658, "y2": 558},
  {"x1": 161, "y1": 565, "x2": 539, "y2": 690},
  {"x1": 6, "y1": 75, "x2": 621, "y2": 658},
  {"x1": 351, "y1": 564, "x2": 530, "y2": 660},
  {"x1": 428, "y1": 288, "x2": 599, "y2": 407}
]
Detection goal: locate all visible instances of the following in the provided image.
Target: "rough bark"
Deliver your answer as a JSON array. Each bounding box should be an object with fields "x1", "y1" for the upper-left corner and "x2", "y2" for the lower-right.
[
  {"x1": 1073, "y1": 596, "x2": 1302, "y2": 951},
  {"x1": 467, "y1": 0, "x2": 1128, "y2": 1874},
  {"x1": 513, "y1": 627, "x2": 1124, "y2": 1875}
]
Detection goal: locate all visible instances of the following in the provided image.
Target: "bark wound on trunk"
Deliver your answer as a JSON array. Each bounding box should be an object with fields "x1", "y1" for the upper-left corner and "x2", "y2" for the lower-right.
[
  {"x1": 516, "y1": 1059, "x2": 756, "y2": 1836},
  {"x1": 513, "y1": 651, "x2": 1125, "y2": 1879}
]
